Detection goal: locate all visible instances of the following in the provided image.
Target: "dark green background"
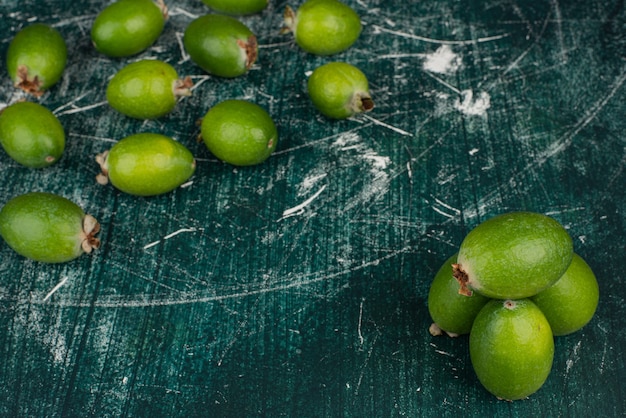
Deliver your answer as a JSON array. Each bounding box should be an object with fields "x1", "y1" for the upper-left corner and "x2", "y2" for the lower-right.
[{"x1": 1, "y1": 0, "x2": 624, "y2": 416}]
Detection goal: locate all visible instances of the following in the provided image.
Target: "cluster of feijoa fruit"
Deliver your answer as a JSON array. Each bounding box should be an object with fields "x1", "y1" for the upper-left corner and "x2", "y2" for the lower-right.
[
  {"x1": 427, "y1": 211, "x2": 600, "y2": 401},
  {"x1": 0, "y1": 0, "x2": 371, "y2": 263}
]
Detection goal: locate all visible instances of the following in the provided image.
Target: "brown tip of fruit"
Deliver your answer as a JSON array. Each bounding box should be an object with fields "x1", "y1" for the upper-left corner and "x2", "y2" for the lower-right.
[
  {"x1": 361, "y1": 96, "x2": 374, "y2": 112},
  {"x1": 95, "y1": 151, "x2": 110, "y2": 185},
  {"x1": 504, "y1": 300, "x2": 516, "y2": 310},
  {"x1": 155, "y1": 0, "x2": 169, "y2": 19},
  {"x1": 15, "y1": 65, "x2": 44, "y2": 97},
  {"x1": 281, "y1": 6, "x2": 296, "y2": 34},
  {"x1": 429, "y1": 323, "x2": 443, "y2": 336},
  {"x1": 452, "y1": 263, "x2": 473, "y2": 296},
  {"x1": 242, "y1": 35, "x2": 258, "y2": 69},
  {"x1": 174, "y1": 76, "x2": 193, "y2": 98}
]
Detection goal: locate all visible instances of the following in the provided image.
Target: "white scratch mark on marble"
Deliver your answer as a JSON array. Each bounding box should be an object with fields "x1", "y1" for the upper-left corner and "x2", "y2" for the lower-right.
[
  {"x1": 42, "y1": 276, "x2": 69, "y2": 302},
  {"x1": 52, "y1": 92, "x2": 108, "y2": 116},
  {"x1": 372, "y1": 25, "x2": 509, "y2": 45},
  {"x1": 35, "y1": 246, "x2": 413, "y2": 308},
  {"x1": 143, "y1": 227, "x2": 200, "y2": 250},
  {"x1": 168, "y1": 6, "x2": 199, "y2": 19},
  {"x1": 56, "y1": 101, "x2": 108, "y2": 116},
  {"x1": 279, "y1": 184, "x2": 327, "y2": 220},
  {"x1": 361, "y1": 114, "x2": 413, "y2": 136},
  {"x1": 425, "y1": 72, "x2": 462, "y2": 94},
  {"x1": 357, "y1": 298, "x2": 365, "y2": 346},
  {"x1": 565, "y1": 340, "x2": 582, "y2": 374},
  {"x1": 299, "y1": 173, "x2": 328, "y2": 196}
]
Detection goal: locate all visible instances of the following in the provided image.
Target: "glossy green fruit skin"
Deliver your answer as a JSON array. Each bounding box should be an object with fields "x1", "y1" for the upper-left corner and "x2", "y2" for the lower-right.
[
  {"x1": 99, "y1": 133, "x2": 196, "y2": 196},
  {"x1": 307, "y1": 62, "x2": 373, "y2": 119},
  {"x1": 7, "y1": 23, "x2": 67, "y2": 96},
  {"x1": 454, "y1": 211, "x2": 573, "y2": 299},
  {"x1": 0, "y1": 192, "x2": 99, "y2": 263},
  {"x1": 470, "y1": 299, "x2": 554, "y2": 401},
  {"x1": 288, "y1": 0, "x2": 361, "y2": 55},
  {"x1": 0, "y1": 102, "x2": 65, "y2": 168},
  {"x1": 183, "y1": 14, "x2": 257, "y2": 78},
  {"x1": 531, "y1": 253, "x2": 599, "y2": 336},
  {"x1": 91, "y1": 0, "x2": 166, "y2": 58},
  {"x1": 428, "y1": 253, "x2": 490, "y2": 336},
  {"x1": 201, "y1": 0, "x2": 268, "y2": 15},
  {"x1": 201, "y1": 100, "x2": 277, "y2": 166},
  {"x1": 106, "y1": 60, "x2": 187, "y2": 119}
]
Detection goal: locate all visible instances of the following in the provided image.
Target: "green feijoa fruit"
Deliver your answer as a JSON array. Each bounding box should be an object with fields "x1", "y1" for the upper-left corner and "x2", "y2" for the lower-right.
[
  {"x1": 283, "y1": 0, "x2": 361, "y2": 56},
  {"x1": 0, "y1": 101, "x2": 65, "y2": 168},
  {"x1": 201, "y1": 0, "x2": 268, "y2": 15},
  {"x1": 91, "y1": 0, "x2": 167, "y2": 58},
  {"x1": 6, "y1": 23, "x2": 67, "y2": 96},
  {"x1": 531, "y1": 253, "x2": 599, "y2": 336},
  {"x1": 200, "y1": 100, "x2": 277, "y2": 166},
  {"x1": 470, "y1": 299, "x2": 554, "y2": 401},
  {"x1": 0, "y1": 192, "x2": 100, "y2": 263},
  {"x1": 307, "y1": 62, "x2": 374, "y2": 119},
  {"x1": 453, "y1": 211, "x2": 573, "y2": 299},
  {"x1": 183, "y1": 14, "x2": 257, "y2": 78},
  {"x1": 428, "y1": 253, "x2": 490, "y2": 337},
  {"x1": 106, "y1": 59, "x2": 192, "y2": 119},
  {"x1": 96, "y1": 133, "x2": 196, "y2": 196}
]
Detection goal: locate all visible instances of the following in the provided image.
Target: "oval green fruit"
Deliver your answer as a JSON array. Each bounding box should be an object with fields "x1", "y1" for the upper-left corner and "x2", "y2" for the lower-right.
[
  {"x1": 307, "y1": 62, "x2": 374, "y2": 119},
  {"x1": 0, "y1": 101, "x2": 65, "y2": 168},
  {"x1": 453, "y1": 211, "x2": 573, "y2": 299},
  {"x1": 531, "y1": 253, "x2": 599, "y2": 336},
  {"x1": 201, "y1": 0, "x2": 268, "y2": 15},
  {"x1": 106, "y1": 59, "x2": 192, "y2": 119},
  {"x1": 200, "y1": 100, "x2": 277, "y2": 166},
  {"x1": 283, "y1": 0, "x2": 361, "y2": 55},
  {"x1": 470, "y1": 299, "x2": 554, "y2": 401},
  {"x1": 91, "y1": 0, "x2": 167, "y2": 58},
  {"x1": 183, "y1": 14, "x2": 257, "y2": 78},
  {"x1": 0, "y1": 192, "x2": 100, "y2": 263},
  {"x1": 6, "y1": 23, "x2": 67, "y2": 96},
  {"x1": 428, "y1": 253, "x2": 490, "y2": 337},
  {"x1": 96, "y1": 133, "x2": 196, "y2": 196}
]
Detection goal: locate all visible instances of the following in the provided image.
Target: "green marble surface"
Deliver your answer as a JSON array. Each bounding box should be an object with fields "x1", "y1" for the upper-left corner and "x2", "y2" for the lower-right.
[{"x1": 0, "y1": 0, "x2": 624, "y2": 416}]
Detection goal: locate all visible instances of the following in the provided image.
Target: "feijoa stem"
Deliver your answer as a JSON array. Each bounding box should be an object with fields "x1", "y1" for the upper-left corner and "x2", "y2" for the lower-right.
[
  {"x1": 173, "y1": 76, "x2": 194, "y2": 98},
  {"x1": 429, "y1": 323, "x2": 443, "y2": 336},
  {"x1": 452, "y1": 263, "x2": 473, "y2": 296},
  {"x1": 429, "y1": 323, "x2": 461, "y2": 338},
  {"x1": 95, "y1": 151, "x2": 110, "y2": 185},
  {"x1": 155, "y1": 0, "x2": 169, "y2": 19},
  {"x1": 281, "y1": 6, "x2": 296, "y2": 34},
  {"x1": 81, "y1": 214, "x2": 101, "y2": 253}
]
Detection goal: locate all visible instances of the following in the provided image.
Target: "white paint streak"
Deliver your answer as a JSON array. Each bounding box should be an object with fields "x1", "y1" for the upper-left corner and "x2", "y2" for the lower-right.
[
  {"x1": 357, "y1": 298, "x2": 365, "y2": 345},
  {"x1": 454, "y1": 90, "x2": 491, "y2": 116},
  {"x1": 372, "y1": 25, "x2": 509, "y2": 45},
  {"x1": 34, "y1": 247, "x2": 413, "y2": 308},
  {"x1": 143, "y1": 228, "x2": 199, "y2": 250},
  {"x1": 42, "y1": 276, "x2": 69, "y2": 302},
  {"x1": 280, "y1": 185, "x2": 327, "y2": 220},
  {"x1": 422, "y1": 45, "x2": 462, "y2": 75},
  {"x1": 361, "y1": 114, "x2": 413, "y2": 136},
  {"x1": 299, "y1": 173, "x2": 328, "y2": 196},
  {"x1": 565, "y1": 340, "x2": 582, "y2": 374}
]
